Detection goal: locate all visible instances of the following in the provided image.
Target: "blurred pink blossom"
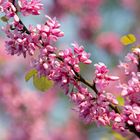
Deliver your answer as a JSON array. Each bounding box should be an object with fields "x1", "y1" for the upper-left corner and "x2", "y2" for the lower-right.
[{"x1": 96, "y1": 32, "x2": 123, "y2": 55}]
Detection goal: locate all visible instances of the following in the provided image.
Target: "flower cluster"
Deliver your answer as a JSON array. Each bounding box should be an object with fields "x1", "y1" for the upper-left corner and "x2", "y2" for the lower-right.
[
  {"x1": 70, "y1": 85, "x2": 118, "y2": 126},
  {"x1": 33, "y1": 43, "x2": 92, "y2": 94},
  {"x1": 18, "y1": 0, "x2": 43, "y2": 16},
  {"x1": 94, "y1": 62, "x2": 119, "y2": 92},
  {"x1": 0, "y1": 1, "x2": 19, "y2": 21},
  {"x1": 118, "y1": 48, "x2": 140, "y2": 132}
]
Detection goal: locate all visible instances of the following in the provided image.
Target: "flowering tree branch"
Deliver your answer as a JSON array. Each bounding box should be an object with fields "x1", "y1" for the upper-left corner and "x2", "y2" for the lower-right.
[{"x1": 0, "y1": 0, "x2": 140, "y2": 138}]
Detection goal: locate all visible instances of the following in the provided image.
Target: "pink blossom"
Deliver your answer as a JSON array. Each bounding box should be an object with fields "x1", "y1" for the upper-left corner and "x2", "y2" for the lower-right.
[
  {"x1": 110, "y1": 112, "x2": 126, "y2": 134},
  {"x1": 94, "y1": 62, "x2": 119, "y2": 92},
  {"x1": 119, "y1": 51, "x2": 138, "y2": 75},
  {"x1": 133, "y1": 48, "x2": 140, "y2": 56},
  {"x1": 79, "y1": 14, "x2": 102, "y2": 41},
  {"x1": 119, "y1": 72, "x2": 140, "y2": 104},
  {"x1": 72, "y1": 43, "x2": 92, "y2": 64},
  {"x1": 49, "y1": 0, "x2": 103, "y2": 42},
  {"x1": 125, "y1": 53, "x2": 138, "y2": 64},
  {"x1": 120, "y1": 0, "x2": 137, "y2": 11},
  {"x1": 0, "y1": 1, "x2": 18, "y2": 21},
  {"x1": 4, "y1": 24, "x2": 33, "y2": 57},
  {"x1": 29, "y1": 16, "x2": 64, "y2": 45},
  {"x1": 0, "y1": 0, "x2": 4, "y2": 4},
  {"x1": 96, "y1": 32, "x2": 123, "y2": 55},
  {"x1": 18, "y1": 0, "x2": 43, "y2": 16},
  {"x1": 124, "y1": 105, "x2": 140, "y2": 132},
  {"x1": 106, "y1": 92, "x2": 118, "y2": 105},
  {"x1": 69, "y1": 85, "x2": 119, "y2": 126},
  {"x1": 50, "y1": 0, "x2": 103, "y2": 14}
]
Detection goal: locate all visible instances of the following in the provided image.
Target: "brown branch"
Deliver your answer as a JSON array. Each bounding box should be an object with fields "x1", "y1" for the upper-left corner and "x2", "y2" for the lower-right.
[
  {"x1": 126, "y1": 124, "x2": 140, "y2": 138},
  {"x1": 11, "y1": 0, "x2": 30, "y2": 34},
  {"x1": 18, "y1": 20, "x2": 30, "y2": 34}
]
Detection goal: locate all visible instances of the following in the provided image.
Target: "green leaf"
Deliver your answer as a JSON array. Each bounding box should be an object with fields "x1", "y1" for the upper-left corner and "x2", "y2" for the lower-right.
[
  {"x1": 25, "y1": 69, "x2": 37, "y2": 82},
  {"x1": 33, "y1": 75, "x2": 54, "y2": 92},
  {"x1": 113, "y1": 131, "x2": 127, "y2": 140},
  {"x1": 117, "y1": 96, "x2": 124, "y2": 106},
  {"x1": 1, "y1": 16, "x2": 9, "y2": 22}
]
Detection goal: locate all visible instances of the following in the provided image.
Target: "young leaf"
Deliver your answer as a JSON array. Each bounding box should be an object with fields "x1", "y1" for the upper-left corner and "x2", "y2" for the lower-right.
[
  {"x1": 117, "y1": 96, "x2": 124, "y2": 106},
  {"x1": 113, "y1": 131, "x2": 127, "y2": 140},
  {"x1": 1, "y1": 16, "x2": 9, "y2": 22},
  {"x1": 33, "y1": 75, "x2": 54, "y2": 92},
  {"x1": 120, "y1": 34, "x2": 136, "y2": 45},
  {"x1": 25, "y1": 69, "x2": 37, "y2": 82}
]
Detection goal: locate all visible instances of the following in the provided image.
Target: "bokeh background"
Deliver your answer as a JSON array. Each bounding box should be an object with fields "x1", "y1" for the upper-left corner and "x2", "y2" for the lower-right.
[{"x1": 0, "y1": 0, "x2": 140, "y2": 139}]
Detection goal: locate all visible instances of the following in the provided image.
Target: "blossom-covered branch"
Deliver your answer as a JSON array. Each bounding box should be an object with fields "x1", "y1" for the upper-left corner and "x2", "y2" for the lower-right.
[{"x1": 0, "y1": 0, "x2": 140, "y2": 138}]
